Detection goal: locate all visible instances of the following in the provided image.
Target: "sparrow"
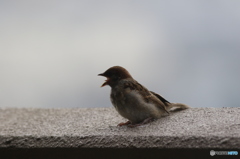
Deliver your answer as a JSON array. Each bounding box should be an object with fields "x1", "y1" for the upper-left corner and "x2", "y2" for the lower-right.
[{"x1": 98, "y1": 66, "x2": 189, "y2": 127}]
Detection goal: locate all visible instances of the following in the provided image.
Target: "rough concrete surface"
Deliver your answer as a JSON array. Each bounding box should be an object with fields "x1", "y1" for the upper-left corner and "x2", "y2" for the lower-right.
[{"x1": 0, "y1": 107, "x2": 239, "y2": 149}]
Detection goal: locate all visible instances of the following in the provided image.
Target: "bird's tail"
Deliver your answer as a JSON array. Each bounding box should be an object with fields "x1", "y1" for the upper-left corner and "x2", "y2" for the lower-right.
[{"x1": 167, "y1": 103, "x2": 190, "y2": 111}]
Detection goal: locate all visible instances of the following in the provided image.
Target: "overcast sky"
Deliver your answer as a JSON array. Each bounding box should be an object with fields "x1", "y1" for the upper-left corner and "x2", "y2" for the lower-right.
[{"x1": 0, "y1": 0, "x2": 240, "y2": 108}]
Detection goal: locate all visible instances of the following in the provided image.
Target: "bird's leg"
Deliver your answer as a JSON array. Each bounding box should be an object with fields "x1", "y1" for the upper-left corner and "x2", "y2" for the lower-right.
[
  {"x1": 117, "y1": 120, "x2": 131, "y2": 126},
  {"x1": 128, "y1": 117, "x2": 155, "y2": 128}
]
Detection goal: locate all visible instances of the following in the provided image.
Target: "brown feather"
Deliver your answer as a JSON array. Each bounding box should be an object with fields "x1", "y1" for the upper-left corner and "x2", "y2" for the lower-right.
[{"x1": 123, "y1": 80, "x2": 169, "y2": 113}]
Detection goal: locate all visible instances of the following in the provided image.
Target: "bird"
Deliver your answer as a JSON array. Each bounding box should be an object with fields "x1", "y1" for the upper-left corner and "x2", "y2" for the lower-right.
[{"x1": 98, "y1": 66, "x2": 189, "y2": 127}]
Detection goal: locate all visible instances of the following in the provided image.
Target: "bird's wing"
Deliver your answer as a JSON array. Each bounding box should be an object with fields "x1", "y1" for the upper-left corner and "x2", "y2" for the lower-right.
[
  {"x1": 149, "y1": 91, "x2": 170, "y2": 113},
  {"x1": 123, "y1": 80, "x2": 169, "y2": 112},
  {"x1": 123, "y1": 80, "x2": 151, "y2": 97},
  {"x1": 150, "y1": 91, "x2": 170, "y2": 105}
]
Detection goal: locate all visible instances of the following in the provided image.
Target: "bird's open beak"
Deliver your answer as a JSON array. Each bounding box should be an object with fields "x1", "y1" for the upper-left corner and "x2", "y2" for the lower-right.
[
  {"x1": 98, "y1": 73, "x2": 109, "y2": 87},
  {"x1": 98, "y1": 73, "x2": 104, "y2": 76}
]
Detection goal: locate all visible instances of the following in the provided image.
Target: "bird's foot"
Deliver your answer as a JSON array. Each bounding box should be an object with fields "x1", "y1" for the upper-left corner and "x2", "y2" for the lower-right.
[
  {"x1": 127, "y1": 117, "x2": 155, "y2": 128},
  {"x1": 117, "y1": 120, "x2": 131, "y2": 126}
]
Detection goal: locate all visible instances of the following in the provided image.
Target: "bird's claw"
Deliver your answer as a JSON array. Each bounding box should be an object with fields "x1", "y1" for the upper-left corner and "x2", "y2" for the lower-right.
[
  {"x1": 118, "y1": 118, "x2": 155, "y2": 128},
  {"x1": 117, "y1": 121, "x2": 131, "y2": 126}
]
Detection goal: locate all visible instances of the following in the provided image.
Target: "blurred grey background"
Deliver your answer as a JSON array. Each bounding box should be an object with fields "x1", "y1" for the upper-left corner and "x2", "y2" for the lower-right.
[{"x1": 0, "y1": 0, "x2": 239, "y2": 108}]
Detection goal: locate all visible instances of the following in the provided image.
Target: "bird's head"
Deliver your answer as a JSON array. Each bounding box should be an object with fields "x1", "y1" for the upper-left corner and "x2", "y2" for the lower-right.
[{"x1": 98, "y1": 66, "x2": 133, "y2": 87}]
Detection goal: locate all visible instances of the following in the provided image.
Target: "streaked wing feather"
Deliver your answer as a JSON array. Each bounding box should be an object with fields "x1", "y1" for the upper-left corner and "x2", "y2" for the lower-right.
[
  {"x1": 150, "y1": 91, "x2": 170, "y2": 105},
  {"x1": 123, "y1": 80, "x2": 169, "y2": 112}
]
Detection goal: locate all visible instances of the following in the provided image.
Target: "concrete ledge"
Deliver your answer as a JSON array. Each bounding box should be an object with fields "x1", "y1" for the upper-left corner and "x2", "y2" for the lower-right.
[
  {"x1": 0, "y1": 107, "x2": 240, "y2": 158},
  {"x1": 1, "y1": 107, "x2": 240, "y2": 148}
]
